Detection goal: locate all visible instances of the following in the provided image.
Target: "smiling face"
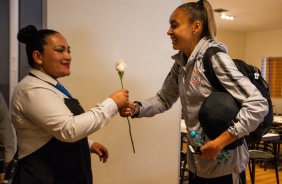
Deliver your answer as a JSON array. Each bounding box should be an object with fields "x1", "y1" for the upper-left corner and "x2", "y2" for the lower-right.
[
  {"x1": 167, "y1": 8, "x2": 202, "y2": 57},
  {"x1": 33, "y1": 33, "x2": 71, "y2": 79}
]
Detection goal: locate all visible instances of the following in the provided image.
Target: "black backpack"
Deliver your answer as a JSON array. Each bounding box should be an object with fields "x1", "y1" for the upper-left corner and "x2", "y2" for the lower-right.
[{"x1": 202, "y1": 47, "x2": 273, "y2": 144}]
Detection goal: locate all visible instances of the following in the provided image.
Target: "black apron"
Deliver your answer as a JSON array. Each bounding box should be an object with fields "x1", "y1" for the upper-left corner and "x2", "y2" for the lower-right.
[{"x1": 14, "y1": 98, "x2": 92, "y2": 184}]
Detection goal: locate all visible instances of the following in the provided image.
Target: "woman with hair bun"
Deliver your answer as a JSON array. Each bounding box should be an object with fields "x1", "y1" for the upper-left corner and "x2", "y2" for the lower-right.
[
  {"x1": 10, "y1": 25, "x2": 129, "y2": 183},
  {"x1": 119, "y1": 0, "x2": 268, "y2": 184}
]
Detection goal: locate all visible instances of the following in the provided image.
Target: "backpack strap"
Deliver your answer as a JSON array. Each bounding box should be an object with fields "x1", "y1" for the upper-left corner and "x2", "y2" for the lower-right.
[
  {"x1": 202, "y1": 47, "x2": 226, "y2": 92},
  {"x1": 202, "y1": 47, "x2": 244, "y2": 149}
]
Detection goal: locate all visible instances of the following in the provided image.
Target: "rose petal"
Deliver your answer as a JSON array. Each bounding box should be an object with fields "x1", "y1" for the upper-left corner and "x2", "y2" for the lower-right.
[
  {"x1": 116, "y1": 64, "x2": 125, "y2": 72},
  {"x1": 115, "y1": 60, "x2": 127, "y2": 72}
]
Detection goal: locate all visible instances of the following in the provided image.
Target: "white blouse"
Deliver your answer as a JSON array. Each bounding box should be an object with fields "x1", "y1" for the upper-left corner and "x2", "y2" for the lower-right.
[{"x1": 10, "y1": 69, "x2": 118, "y2": 158}]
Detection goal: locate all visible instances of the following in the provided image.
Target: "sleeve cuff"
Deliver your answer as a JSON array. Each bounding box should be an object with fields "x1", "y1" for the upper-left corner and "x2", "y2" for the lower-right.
[{"x1": 88, "y1": 139, "x2": 95, "y2": 153}]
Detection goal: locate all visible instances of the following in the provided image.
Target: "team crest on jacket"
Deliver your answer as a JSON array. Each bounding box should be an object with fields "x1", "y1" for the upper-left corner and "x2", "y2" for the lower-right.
[{"x1": 190, "y1": 68, "x2": 200, "y2": 85}]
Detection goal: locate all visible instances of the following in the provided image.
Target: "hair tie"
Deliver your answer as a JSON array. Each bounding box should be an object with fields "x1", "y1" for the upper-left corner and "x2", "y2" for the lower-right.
[{"x1": 197, "y1": 0, "x2": 203, "y2": 6}]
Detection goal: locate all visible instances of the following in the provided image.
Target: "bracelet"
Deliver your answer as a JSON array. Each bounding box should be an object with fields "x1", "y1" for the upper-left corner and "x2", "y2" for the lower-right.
[
  {"x1": 132, "y1": 102, "x2": 139, "y2": 115},
  {"x1": 131, "y1": 101, "x2": 142, "y2": 118},
  {"x1": 227, "y1": 118, "x2": 239, "y2": 136}
]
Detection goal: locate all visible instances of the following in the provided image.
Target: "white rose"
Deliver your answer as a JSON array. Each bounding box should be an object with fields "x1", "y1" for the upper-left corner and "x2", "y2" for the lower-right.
[{"x1": 115, "y1": 60, "x2": 127, "y2": 72}]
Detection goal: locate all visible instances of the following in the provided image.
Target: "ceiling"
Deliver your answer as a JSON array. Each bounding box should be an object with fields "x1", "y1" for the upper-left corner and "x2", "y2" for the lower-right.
[{"x1": 186, "y1": 0, "x2": 282, "y2": 33}]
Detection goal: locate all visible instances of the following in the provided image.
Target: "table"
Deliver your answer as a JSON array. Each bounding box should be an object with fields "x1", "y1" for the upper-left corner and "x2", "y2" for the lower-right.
[
  {"x1": 261, "y1": 133, "x2": 280, "y2": 142},
  {"x1": 273, "y1": 115, "x2": 282, "y2": 125}
]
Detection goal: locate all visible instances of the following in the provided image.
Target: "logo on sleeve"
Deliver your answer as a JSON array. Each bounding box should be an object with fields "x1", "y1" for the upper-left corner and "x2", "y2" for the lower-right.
[{"x1": 190, "y1": 68, "x2": 200, "y2": 85}]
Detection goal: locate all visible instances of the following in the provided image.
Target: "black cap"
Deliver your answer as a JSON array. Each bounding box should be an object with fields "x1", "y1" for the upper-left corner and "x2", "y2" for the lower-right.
[{"x1": 199, "y1": 92, "x2": 242, "y2": 149}]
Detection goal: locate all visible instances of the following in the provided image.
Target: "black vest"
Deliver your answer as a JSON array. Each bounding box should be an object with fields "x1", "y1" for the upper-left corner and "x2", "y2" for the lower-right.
[{"x1": 14, "y1": 98, "x2": 92, "y2": 184}]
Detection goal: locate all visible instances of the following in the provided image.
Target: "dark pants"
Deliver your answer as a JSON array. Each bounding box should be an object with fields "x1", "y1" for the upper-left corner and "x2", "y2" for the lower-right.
[{"x1": 188, "y1": 171, "x2": 246, "y2": 184}]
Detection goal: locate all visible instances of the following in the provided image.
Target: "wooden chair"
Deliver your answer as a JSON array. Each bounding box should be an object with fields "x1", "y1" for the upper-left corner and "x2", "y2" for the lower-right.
[
  {"x1": 180, "y1": 151, "x2": 188, "y2": 184},
  {"x1": 248, "y1": 142, "x2": 280, "y2": 184},
  {"x1": 180, "y1": 132, "x2": 188, "y2": 184}
]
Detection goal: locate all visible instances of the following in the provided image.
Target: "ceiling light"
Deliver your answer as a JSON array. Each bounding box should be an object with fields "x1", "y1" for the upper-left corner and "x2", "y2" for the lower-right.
[{"x1": 221, "y1": 13, "x2": 234, "y2": 21}]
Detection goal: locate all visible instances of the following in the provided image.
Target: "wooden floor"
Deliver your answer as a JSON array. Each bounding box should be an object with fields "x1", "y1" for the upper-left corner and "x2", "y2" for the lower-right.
[
  {"x1": 246, "y1": 161, "x2": 282, "y2": 184},
  {"x1": 181, "y1": 161, "x2": 282, "y2": 183}
]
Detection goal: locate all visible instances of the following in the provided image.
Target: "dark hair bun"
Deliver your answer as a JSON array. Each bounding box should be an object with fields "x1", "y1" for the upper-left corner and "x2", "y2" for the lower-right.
[{"x1": 17, "y1": 25, "x2": 38, "y2": 44}]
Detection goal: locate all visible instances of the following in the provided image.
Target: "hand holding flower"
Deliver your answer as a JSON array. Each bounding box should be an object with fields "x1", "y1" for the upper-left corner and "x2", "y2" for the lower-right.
[{"x1": 109, "y1": 89, "x2": 129, "y2": 108}]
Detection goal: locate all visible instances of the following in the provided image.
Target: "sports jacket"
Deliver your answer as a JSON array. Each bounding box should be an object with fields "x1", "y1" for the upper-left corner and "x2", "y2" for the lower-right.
[{"x1": 136, "y1": 37, "x2": 268, "y2": 178}]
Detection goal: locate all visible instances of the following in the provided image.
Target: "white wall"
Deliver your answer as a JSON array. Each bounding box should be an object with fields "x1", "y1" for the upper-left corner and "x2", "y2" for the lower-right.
[
  {"x1": 47, "y1": 1, "x2": 182, "y2": 184},
  {"x1": 9, "y1": 0, "x2": 19, "y2": 101}
]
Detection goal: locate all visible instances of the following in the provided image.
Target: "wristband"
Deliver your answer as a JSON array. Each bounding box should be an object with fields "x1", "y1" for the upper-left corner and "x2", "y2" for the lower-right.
[
  {"x1": 227, "y1": 118, "x2": 239, "y2": 136},
  {"x1": 131, "y1": 101, "x2": 142, "y2": 118},
  {"x1": 132, "y1": 102, "x2": 139, "y2": 115}
]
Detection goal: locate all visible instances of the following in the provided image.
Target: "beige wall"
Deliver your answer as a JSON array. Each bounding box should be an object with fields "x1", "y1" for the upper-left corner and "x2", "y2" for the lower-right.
[
  {"x1": 245, "y1": 29, "x2": 282, "y2": 114},
  {"x1": 47, "y1": 1, "x2": 181, "y2": 184},
  {"x1": 245, "y1": 29, "x2": 282, "y2": 67},
  {"x1": 218, "y1": 28, "x2": 282, "y2": 69},
  {"x1": 217, "y1": 29, "x2": 246, "y2": 60}
]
